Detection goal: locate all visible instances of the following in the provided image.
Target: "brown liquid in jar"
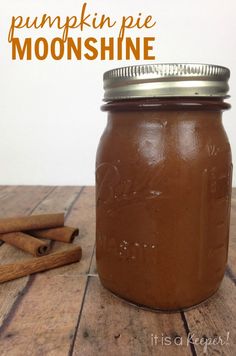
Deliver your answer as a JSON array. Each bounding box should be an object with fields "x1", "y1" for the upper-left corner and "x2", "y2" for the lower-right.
[{"x1": 96, "y1": 95, "x2": 232, "y2": 310}]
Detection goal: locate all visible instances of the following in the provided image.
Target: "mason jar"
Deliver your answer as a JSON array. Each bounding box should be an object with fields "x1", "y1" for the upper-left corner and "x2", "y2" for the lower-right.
[{"x1": 96, "y1": 63, "x2": 232, "y2": 311}]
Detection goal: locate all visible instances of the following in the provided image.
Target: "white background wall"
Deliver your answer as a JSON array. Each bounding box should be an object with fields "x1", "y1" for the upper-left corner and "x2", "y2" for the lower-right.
[{"x1": 0, "y1": 0, "x2": 235, "y2": 186}]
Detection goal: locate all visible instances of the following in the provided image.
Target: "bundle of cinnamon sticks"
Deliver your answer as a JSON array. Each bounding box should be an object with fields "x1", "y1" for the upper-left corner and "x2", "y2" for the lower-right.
[{"x1": 0, "y1": 213, "x2": 82, "y2": 283}]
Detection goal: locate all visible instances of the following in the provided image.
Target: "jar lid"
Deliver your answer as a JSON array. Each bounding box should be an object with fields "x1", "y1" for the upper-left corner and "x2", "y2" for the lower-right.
[{"x1": 103, "y1": 63, "x2": 230, "y2": 101}]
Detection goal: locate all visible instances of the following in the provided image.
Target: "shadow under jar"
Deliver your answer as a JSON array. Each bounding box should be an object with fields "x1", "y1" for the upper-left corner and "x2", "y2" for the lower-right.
[{"x1": 96, "y1": 63, "x2": 232, "y2": 311}]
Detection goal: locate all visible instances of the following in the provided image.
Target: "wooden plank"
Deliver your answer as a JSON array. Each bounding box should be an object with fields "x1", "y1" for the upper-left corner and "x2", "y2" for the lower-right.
[
  {"x1": 0, "y1": 186, "x2": 53, "y2": 217},
  {"x1": 0, "y1": 186, "x2": 17, "y2": 196},
  {"x1": 32, "y1": 186, "x2": 81, "y2": 217},
  {"x1": 0, "y1": 187, "x2": 97, "y2": 355},
  {"x1": 0, "y1": 186, "x2": 81, "y2": 329},
  {"x1": 184, "y1": 276, "x2": 236, "y2": 355},
  {"x1": 0, "y1": 186, "x2": 17, "y2": 194},
  {"x1": 72, "y1": 276, "x2": 192, "y2": 356},
  {"x1": 0, "y1": 274, "x2": 87, "y2": 356}
]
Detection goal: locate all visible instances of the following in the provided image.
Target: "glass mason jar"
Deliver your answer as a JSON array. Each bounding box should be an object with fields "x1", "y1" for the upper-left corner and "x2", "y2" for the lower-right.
[{"x1": 96, "y1": 63, "x2": 232, "y2": 311}]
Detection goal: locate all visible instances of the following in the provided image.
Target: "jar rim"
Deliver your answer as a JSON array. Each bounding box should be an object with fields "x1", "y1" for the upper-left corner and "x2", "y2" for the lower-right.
[{"x1": 101, "y1": 97, "x2": 231, "y2": 112}]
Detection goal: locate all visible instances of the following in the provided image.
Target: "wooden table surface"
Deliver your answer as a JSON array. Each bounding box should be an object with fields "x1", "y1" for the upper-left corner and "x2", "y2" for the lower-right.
[{"x1": 0, "y1": 186, "x2": 235, "y2": 356}]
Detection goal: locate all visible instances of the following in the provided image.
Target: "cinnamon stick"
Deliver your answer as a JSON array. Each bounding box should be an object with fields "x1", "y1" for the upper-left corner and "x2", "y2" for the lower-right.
[
  {"x1": 0, "y1": 232, "x2": 50, "y2": 257},
  {"x1": 30, "y1": 226, "x2": 79, "y2": 243},
  {"x1": 0, "y1": 213, "x2": 64, "y2": 234},
  {"x1": 0, "y1": 245, "x2": 82, "y2": 283}
]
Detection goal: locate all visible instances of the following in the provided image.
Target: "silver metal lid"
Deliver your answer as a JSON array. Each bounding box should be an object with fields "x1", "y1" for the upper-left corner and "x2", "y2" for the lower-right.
[{"x1": 103, "y1": 63, "x2": 230, "y2": 101}]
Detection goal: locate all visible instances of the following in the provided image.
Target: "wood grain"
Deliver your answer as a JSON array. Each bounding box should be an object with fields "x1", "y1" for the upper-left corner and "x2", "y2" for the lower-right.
[
  {"x1": 0, "y1": 186, "x2": 53, "y2": 218},
  {"x1": 0, "y1": 186, "x2": 81, "y2": 329},
  {"x1": 72, "y1": 276, "x2": 192, "y2": 356},
  {"x1": 0, "y1": 274, "x2": 87, "y2": 356},
  {"x1": 0, "y1": 187, "x2": 96, "y2": 355},
  {"x1": 184, "y1": 277, "x2": 236, "y2": 355}
]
